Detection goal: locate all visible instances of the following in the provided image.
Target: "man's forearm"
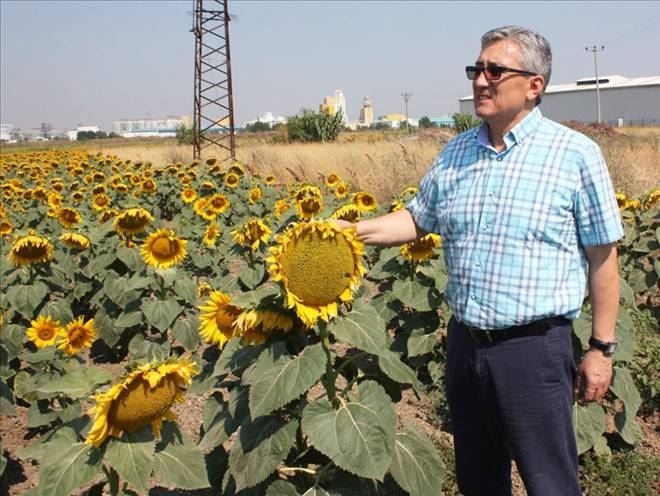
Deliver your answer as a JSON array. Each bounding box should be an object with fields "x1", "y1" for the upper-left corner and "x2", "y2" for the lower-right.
[
  {"x1": 586, "y1": 243, "x2": 619, "y2": 342},
  {"x1": 353, "y1": 209, "x2": 426, "y2": 246}
]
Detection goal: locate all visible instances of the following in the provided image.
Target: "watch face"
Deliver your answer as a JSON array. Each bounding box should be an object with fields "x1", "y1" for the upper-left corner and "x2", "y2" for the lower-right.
[{"x1": 605, "y1": 342, "x2": 618, "y2": 354}]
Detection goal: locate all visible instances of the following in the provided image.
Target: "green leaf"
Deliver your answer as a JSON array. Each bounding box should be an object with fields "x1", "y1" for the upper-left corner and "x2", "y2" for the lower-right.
[
  {"x1": 104, "y1": 275, "x2": 141, "y2": 307},
  {"x1": 141, "y1": 299, "x2": 182, "y2": 332},
  {"x1": 35, "y1": 367, "x2": 112, "y2": 400},
  {"x1": 377, "y1": 349, "x2": 419, "y2": 388},
  {"x1": 267, "y1": 480, "x2": 300, "y2": 496},
  {"x1": 391, "y1": 279, "x2": 441, "y2": 312},
  {"x1": 154, "y1": 268, "x2": 179, "y2": 288},
  {"x1": 0, "y1": 380, "x2": 16, "y2": 416},
  {"x1": 302, "y1": 381, "x2": 396, "y2": 480},
  {"x1": 127, "y1": 334, "x2": 171, "y2": 362},
  {"x1": 369, "y1": 295, "x2": 397, "y2": 325},
  {"x1": 42, "y1": 299, "x2": 74, "y2": 324},
  {"x1": 239, "y1": 264, "x2": 266, "y2": 290},
  {"x1": 389, "y1": 427, "x2": 445, "y2": 496},
  {"x1": 614, "y1": 309, "x2": 636, "y2": 362},
  {"x1": 104, "y1": 430, "x2": 155, "y2": 494},
  {"x1": 153, "y1": 424, "x2": 210, "y2": 490},
  {"x1": 619, "y1": 276, "x2": 635, "y2": 305},
  {"x1": 114, "y1": 311, "x2": 143, "y2": 329},
  {"x1": 572, "y1": 315, "x2": 592, "y2": 350},
  {"x1": 174, "y1": 279, "x2": 198, "y2": 306},
  {"x1": 172, "y1": 315, "x2": 201, "y2": 351},
  {"x1": 228, "y1": 415, "x2": 298, "y2": 491},
  {"x1": 0, "y1": 324, "x2": 25, "y2": 359},
  {"x1": 231, "y1": 284, "x2": 280, "y2": 308},
  {"x1": 610, "y1": 367, "x2": 642, "y2": 416},
  {"x1": 214, "y1": 338, "x2": 264, "y2": 376},
  {"x1": 614, "y1": 410, "x2": 642, "y2": 446},
  {"x1": 36, "y1": 443, "x2": 102, "y2": 496},
  {"x1": 572, "y1": 403, "x2": 606, "y2": 454},
  {"x1": 328, "y1": 305, "x2": 388, "y2": 355},
  {"x1": 199, "y1": 387, "x2": 248, "y2": 451},
  {"x1": 593, "y1": 435, "x2": 611, "y2": 456},
  {"x1": 407, "y1": 328, "x2": 440, "y2": 357},
  {"x1": 246, "y1": 343, "x2": 325, "y2": 418},
  {"x1": 94, "y1": 307, "x2": 121, "y2": 347},
  {"x1": 117, "y1": 246, "x2": 143, "y2": 272},
  {"x1": 6, "y1": 282, "x2": 48, "y2": 318}
]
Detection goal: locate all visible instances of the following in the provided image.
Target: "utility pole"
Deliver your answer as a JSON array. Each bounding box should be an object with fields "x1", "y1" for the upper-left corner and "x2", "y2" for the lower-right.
[
  {"x1": 585, "y1": 45, "x2": 605, "y2": 124},
  {"x1": 401, "y1": 91, "x2": 412, "y2": 133}
]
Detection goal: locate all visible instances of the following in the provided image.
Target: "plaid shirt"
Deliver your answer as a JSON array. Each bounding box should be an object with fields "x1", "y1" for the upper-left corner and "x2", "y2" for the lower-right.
[{"x1": 407, "y1": 108, "x2": 623, "y2": 330}]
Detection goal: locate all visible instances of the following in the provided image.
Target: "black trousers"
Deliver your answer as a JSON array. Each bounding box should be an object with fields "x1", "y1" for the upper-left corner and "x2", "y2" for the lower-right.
[{"x1": 445, "y1": 316, "x2": 581, "y2": 496}]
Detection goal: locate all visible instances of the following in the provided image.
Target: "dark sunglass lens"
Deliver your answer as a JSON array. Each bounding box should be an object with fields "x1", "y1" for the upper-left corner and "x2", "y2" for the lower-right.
[
  {"x1": 466, "y1": 67, "x2": 478, "y2": 80},
  {"x1": 487, "y1": 67, "x2": 504, "y2": 80}
]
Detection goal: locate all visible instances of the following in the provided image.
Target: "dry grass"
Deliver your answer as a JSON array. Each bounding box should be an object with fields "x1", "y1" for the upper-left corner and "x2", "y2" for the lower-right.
[{"x1": 599, "y1": 133, "x2": 660, "y2": 196}]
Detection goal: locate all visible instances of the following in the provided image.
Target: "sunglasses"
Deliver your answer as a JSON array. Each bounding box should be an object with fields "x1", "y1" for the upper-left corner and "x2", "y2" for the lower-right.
[{"x1": 465, "y1": 64, "x2": 538, "y2": 81}]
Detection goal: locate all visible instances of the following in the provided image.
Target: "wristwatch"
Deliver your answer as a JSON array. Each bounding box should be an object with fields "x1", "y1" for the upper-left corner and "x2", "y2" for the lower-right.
[{"x1": 588, "y1": 336, "x2": 618, "y2": 356}]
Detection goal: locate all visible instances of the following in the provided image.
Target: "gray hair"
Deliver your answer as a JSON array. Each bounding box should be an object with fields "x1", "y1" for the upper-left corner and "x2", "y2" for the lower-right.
[{"x1": 481, "y1": 26, "x2": 552, "y2": 105}]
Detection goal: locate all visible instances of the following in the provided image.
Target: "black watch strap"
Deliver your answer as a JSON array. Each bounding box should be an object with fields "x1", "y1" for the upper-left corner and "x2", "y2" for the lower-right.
[{"x1": 588, "y1": 336, "x2": 617, "y2": 356}]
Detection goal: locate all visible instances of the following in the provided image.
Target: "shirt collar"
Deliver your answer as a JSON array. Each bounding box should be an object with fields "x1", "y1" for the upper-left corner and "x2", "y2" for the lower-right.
[{"x1": 475, "y1": 107, "x2": 543, "y2": 149}]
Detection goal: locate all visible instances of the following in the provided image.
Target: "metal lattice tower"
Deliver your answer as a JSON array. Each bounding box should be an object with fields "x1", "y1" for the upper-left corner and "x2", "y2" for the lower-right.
[{"x1": 192, "y1": 0, "x2": 236, "y2": 160}]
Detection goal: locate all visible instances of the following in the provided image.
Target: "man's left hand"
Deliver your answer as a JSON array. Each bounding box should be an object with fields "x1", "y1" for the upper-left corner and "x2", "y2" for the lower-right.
[{"x1": 575, "y1": 350, "x2": 613, "y2": 403}]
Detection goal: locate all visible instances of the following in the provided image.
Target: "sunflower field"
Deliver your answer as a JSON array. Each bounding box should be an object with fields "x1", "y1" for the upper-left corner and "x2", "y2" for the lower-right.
[{"x1": 0, "y1": 149, "x2": 658, "y2": 496}]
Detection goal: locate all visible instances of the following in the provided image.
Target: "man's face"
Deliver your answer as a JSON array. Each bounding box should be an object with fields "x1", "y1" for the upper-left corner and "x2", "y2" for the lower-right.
[{"x1": 472, "y1": 40, "x2": 537, "y2": 125}]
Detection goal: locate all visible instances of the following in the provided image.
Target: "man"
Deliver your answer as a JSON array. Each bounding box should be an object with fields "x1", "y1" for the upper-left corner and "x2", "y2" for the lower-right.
[{"x1": 338, "y1": 26, "x2": 623, "y2": 495}]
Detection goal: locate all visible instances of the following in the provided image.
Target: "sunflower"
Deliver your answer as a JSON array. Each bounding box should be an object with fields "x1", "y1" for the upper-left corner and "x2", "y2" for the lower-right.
[
  {"x1": 56, "y1": 207, "x2": 82, "y2": 228},
  {"x1": 115, "y1": 183, "x2": 129, "y2": 193},
  {"x1": 615, "y1": 192, "x2": 628, "y2": 210},
  {"x1": 48, "y1": 192, "x2": 63, "y2": 209},
  {"x1": 0, "y1": 217, "x2": 13, "y2": 236},
  {"x1": 294, "y1": 185, "x2": 321, "y2": 202},
  {"x1": 197, "y1": 281, "x2": 213, "y2": 299},
  {"x1": 72, "y1": 191, "x2": 85, "y2": 203},
  {"x1": 181, "y1": 188, "x2": 197, "y2": 204},
  {"x1": 141, "y1": 179, "x2": 157, "y2": 193},
  {"x1": 624, "y1": 199, "x2": 641, "y2": 211},
  {"x1": 332, "y1": 204, "x2": 361, "y2": 223},
  {"x1": 233, "y1": 308, "x2": 295, "y2": 345},
  {"x1": 267, "y1": 220, "x2": 366, "y2": 327},
  {"x1": 264, "y1": 174, "x2": 276, "y2": 186},
  {"x1": 228, "y1": 162, "x2": 245, "y2": 176},
  {"x1": 232, "y1": 218, "x2": 271, "y2": 251},
  {"x1": 208, "y1": 193, "x2": 230, "y2": 214},
  {"x1": 141, "y1": 229, "x2": 188, "y2": 269},
  {"x1": 274, "y1": 198, "x2": 292, "y2": 219},
  {"x1": 335, "y1": 181, "x2": 349, "y2": 199},
  {"x1": 92, "y1": 193, "x2": 111, "y2": 211},
  {"x1": 99, "y1": 208, "x2": 119, "y2": 224},
  {"x1": 353, "y1": 192, "x2": 378, "y2": 212},
  {"x1": 201, "y1": 180, "x2": 215, "y2": 191},
  {"x1": 642, "y1": 188, "x2": 660, "y2": 210},
  {"x1": 203, "y1": 223, "x2": 221, "y2": 247},
  {"x1": 8, "y1": 232, "x2": 53, "y2": 266},
  {"x1": 225, "y1": 172, "x2": 240, "y2": 188},
  {"x1": 91, "y1": 184, "x2": 107, "y2": 196},
  {"x1": 114, "y1": 207, "x2": 153, "y2": 235},
  {"x1": 400, "y1": 233, "x2": 442, "y2": 262},
  {"x1": 208, "y1": 164, "x2": 223, "y2": 175},
  {"x1": 85, "y1": 358, "x2": 198, "y2": 447},
  {"x1": 33, "y1": 187, "x2": 49, "y2": 202},
  {"x1": 390, "y1": 199, "x2": 405, "y2": 212},
  {"x1": 60, "y1": 232, "x2": 91, "y2": 250},
  {"x1": 57, "y1": 316, "x2": 96, "y2": 355},
  {"x1": 26, "y1": 315, "x2": 62, "y2": 348},
  {"x1": 248, "y1": 187, "x2": 262, "y2": 205},
  {"x1": 198, "y1": 291, "x2": 242, "y2": 347},
  {"x1": 193, "y1": 198, "x2": 218, "y2": 221},
  {"x1": 297, "y1": 196, "x2": 323, "y2": 221},
  {"x1": 325, "y1": 173, "x2": 340, "y2": 188}
]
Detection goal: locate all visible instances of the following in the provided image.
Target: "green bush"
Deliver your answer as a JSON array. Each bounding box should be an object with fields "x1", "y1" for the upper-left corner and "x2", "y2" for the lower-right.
[
  {"x1": 287, "y1": 108, "x2": 343, "y2": 142},
  {"x1": 580, "y1": 449, "x2": 659, "y2": 495},
  {"x1": 175, "y1": 124, "x2": 196, "y2": 144},
  {"x1": 451, "y1": 113, "x2": 481, "y2": 134}
]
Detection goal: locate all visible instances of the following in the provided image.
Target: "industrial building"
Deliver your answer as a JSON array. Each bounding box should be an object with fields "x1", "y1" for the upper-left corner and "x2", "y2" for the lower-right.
[
  {"x1": 459, "y1": 75, "x2": 660, "y2": 126},
  {"x1": 319, "y1": 90, "x2": 349, "y2": 123},
  {"x1": 112, "y1": 115, "x2": 192, "y2": 138},
  {"x1": 0, "y1": 123, "x2": 13, "y2": 142}
]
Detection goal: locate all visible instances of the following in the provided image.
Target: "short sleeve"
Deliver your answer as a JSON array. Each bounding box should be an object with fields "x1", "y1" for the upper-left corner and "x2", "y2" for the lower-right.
[
  {"x1": 574, "y1": 142, "x2": 624, "y2": 246},
  {"x1": 406, "y1": 155, "x2": 442, "y2": 234}
]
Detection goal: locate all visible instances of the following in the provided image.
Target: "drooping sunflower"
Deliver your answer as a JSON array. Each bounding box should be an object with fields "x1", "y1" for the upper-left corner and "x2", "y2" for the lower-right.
[
  {"x1": 91, "y1": 184, "x2": 107, "y2": 196},
  {"x1": 267, "y1": 220, "x2": 366, "y2": 326},
  {"x1": 274, "y1": 198, "x2": 292, "y2": 219},
  {"x1": 201, "y1": 180, "x2": 215, "y2": 191},
  {"x1": 203, "y1": 223, "x2": 221, "y2": 247},
  {"x1": 26, "y1": 315, "x2": 62, "y2": 348},
  {"x1": 225, "y1": 172, "x2": 240, "y2": 188},
  {"x1": 8, "y1": 232, "x2": 53, "y2": 266},
  {"x1": 297, "y1": 196, "x2": 323, "y2": 221},
  {"x1": 232, "y1": 218, "x2": 271, "y2": 251},
  {"x1": 248, "y1": 187, "x2": 262, "y2": 204},
  {"x1": 642, "y1": 188, "x2": 660, "y2": 210},
  {"x1": 353, "y1": 192, "x2": 378, "y2": 212},
  {"x1": 60, "y1": 232, "x2": 91, "y2": 250},
  {"x1": 325, "y1": 173, "x2": 341, "y2": 189},
  {"x1": 624, "y1": 199, "x2": 641, "y2": 211},
  {"x1": 390, "y1": 199, "x2": 405, "y2": 212},
  {"x1": 335, "y1": 181, "x2": 349, "y2": 199},
  {"x1": 332, "y1": 204, "x2": 361, "y2": 223},
  {"x1": 114, "y1": 207, "x2": 153, "y2": 235},
  {"x1": 294, "y1": 185, "x2": 321, "y2": 202},
  {"x1": 56, "y1": 207, "x2": 82, "y2": 228},
  {"x1": 99, "y1": 208, "x2": 119, "y2": 224},
  {"x1": 233, "y1": 308, "x2": 295, "y2": 346},
  {"x1": 0, "y1": 217, "x2": 13, "y2": 236},
  {"x1": 85, "y1": 358, "x2": 199, "y2": 447},
  {"x1": 228, "y1": 162, "x2": 245, "y2": 176},
  {"x1": 57, "y1": 316, "x2": 96, "y2": 355},
  {"x1": 141, "y1": 229, "x2": 188, "y2": 269},
  {"x1": 208, "y1": 193, "x2": 230, "y2": 214},
  {"x1": 181, "y1": 188, "x2": 197, "y2": 204},
  {"x1": 198, "y1": 291, "x2": 242, "y2": 347},
  {"x1": 615, "y1": 192, "x2": 628, "y2": 210},
  {"x1": 400, "y1": 233, "x2": 442, "y2": 262}
]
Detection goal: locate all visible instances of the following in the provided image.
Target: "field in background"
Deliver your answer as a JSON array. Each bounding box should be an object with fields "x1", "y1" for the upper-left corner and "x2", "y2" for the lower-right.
[{"x1": 3, "y1": 126, "x2": 658, "y2": 200}]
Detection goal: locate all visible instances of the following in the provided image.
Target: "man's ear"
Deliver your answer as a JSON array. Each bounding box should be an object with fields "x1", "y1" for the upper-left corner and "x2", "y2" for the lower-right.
[{"x1": 527, "y1": 75, "x2": 545, "y2": 103}]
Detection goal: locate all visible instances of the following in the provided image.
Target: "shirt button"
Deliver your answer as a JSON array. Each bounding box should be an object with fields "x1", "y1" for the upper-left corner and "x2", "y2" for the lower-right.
[
  {"x1": 482, "y1": 225, "x2": 488, "y2": 231},
  {"x1": 471, "y1": 294, "x2": 477, "y2": 300},
  {"x1": 489, "y1": 191, "x2": 494, "y2": 197},
  {"x1": 475, "y1": 261, "x2": 481, "y2": 267},
  {"x1": 497, "y1": 157, "x2": 503, "y2": 162}
]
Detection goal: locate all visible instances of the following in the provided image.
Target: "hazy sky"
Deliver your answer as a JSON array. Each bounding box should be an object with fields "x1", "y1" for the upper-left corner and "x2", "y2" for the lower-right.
[{"x1": 1, "y1": 0, "x2": 659, "y2": 132}]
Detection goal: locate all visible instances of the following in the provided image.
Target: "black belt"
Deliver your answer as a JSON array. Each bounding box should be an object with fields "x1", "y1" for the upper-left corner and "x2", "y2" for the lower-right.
[{"x1": 457, "y1": 317, "x2": 569, "y2": 344}]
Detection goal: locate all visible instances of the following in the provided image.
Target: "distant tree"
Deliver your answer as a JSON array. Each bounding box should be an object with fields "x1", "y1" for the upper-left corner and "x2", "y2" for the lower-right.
[
  {"x1": 96, "y1": 131, "x2": 108, "y2": 139},
  {"x1": 77, "y1": 131, "x2": 97, "y2": 140},
  {"x1": 175, "y1": 124, "x2": 196, "y2": 144},
  {"x1": 108, "y1": 132, "x2": 120, "y2": 138},
  {"x1": 244, "y1": 120, "x2": 271, "y2": 133},
  {"x1": 452, "y1": 112, "x2": 481, "y2": 133},
  {"x1": 372, "y1": 122, "x2": 390, "y2": 130},
  {"x1": 286, "y1": 108, "x2": 343, "y2": 142},
  {"x1": 418, "y1": 116, "x2": 435, "y2": 128}
]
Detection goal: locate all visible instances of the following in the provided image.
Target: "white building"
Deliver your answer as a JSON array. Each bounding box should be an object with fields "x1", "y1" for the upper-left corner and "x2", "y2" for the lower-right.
[
  {"x1": 0, "y1": 123, "x2": 13, "y2": 141},
  {"x1": 359, "y1": 97, "x2": 374, "y2": 127},
  {"x1": 334, "y1": 90, "x2": 348, "y2": 123},
  {"x1": 67, "y1": 125, "x2": 101, "y2": 141},
  {"x1": 459, "y1": 74, "x2": 660, "y2": 125},
  {"x1": 112, "y1": 115, "x2": 192, "y2": 138},
  {"x1": 242, "y1": 112, "x2": 287, "y2": 128}
]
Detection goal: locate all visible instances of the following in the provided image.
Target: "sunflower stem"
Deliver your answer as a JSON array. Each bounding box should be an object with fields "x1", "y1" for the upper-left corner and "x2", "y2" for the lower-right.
[
  {"x1": 410, "y1": 260, "x2": 416, "y2": 281},
  {"x1": 28, "y1": 263, "x2": 36, "y2": 285},
  {"x1": 103, "y1": 466, "x2": 120, "y2": 496},
  {"x1": 318, "y1": 322, "x2": 337, "y2": 405}
]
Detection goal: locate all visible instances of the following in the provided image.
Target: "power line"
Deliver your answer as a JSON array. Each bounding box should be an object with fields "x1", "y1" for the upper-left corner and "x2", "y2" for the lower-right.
[
  {"x1": 585, "y1": 45, "x2": 605, "y2": 124},
  {"x1": 401, "y1": 91, "x2": 412, "y2": 133}
]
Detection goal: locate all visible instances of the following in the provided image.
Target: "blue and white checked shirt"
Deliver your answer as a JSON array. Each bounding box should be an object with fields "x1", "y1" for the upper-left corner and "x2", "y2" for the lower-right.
[{"x1": 407, "y1": 108, "x2": 623, "y2": 330}]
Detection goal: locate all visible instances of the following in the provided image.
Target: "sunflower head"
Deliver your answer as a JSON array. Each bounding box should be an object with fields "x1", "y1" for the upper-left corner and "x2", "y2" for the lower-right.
[
  {"x1": 274, "y1": 198, "x2": 292, "y2": 219},
  {"x1": 27, "y1": 315, "x2": 62, "y2": 348},
  {"x1": 335, "y1": 181, "x2": 349, "y2": 199},
  {"x1": 181, "y1": 188, "x2": 197, "y2": 204},
  {"x1": 203, "y1": 223, "x2": 221, "y2": 247},
  {"x1": 208, "y1": 193, "x2": 230, "y2": 214},
  {"x1": 141, "y1": 229, "x2": 188, "y2": 269},
  {"x1": 60, "y1": 232, "x2": 91, "y2": 250},
  {"x1": 85, "y1": 358, "x2": 199, "y2": 447},
  {"x1": 0, "y1": 217, "x2": 13, "y2": 236},
  {"x1": 8, "y1": 232, "x2": 53, "y2": 266},
  {"x1": 297, "y1": 196, "x2": 323, "y2": 221},
  {"x1": 267, "y1": 220, "x2": 366, "y2": 327},
  {"x1": 332, "y1": 204, "x2": 361, "y2": 223},
  {"x1": 228, "y1": 162, "x2": 245, "y2": 176},
  {"x1": 325, "y1": 173, "x2": 341, "y2": 188},
  {"x1": 114, "y1": 207, "x2": 153, "y2": 235},
  {"x1": 141, "y1": 179, "x2": 157, "y2": 192},
  {"x1": 353, "y1": 192, "x2": 378, "y2": 212},
  {"x1": 248, "y1": 187, "x2": 263, "y2": 205},
  {"x1": 198, "y1": 291, "x2": 242, "y2": 348},
  {"x1": 615, "y1": 192, "x2": 628, "y2": 209},
  {"x1": 99, "y1": 208, "x2": 119, "y2": 224},
  {"x1": 390, "y1": 199, "x2": 405, "y2": 212},
  {"x1": 232, "y1": 218, "x2": 271, "y2": 251},
  {"x1": 92, "y1": 193, "x2": 111, "y2": 211},
  {"x1": 233, "y1": 308, "x2": 295, "y2": 345},
  {"x1": 294, "y1": 185, "x2": 321, "y2": 202},
  {"x1": 56, "y1": 207, "x2": 82, "y2": 228},
  {"x1": 400, "y1": 233, "x2": 442, "y2": 262},
  {"x1": 264, "y1": 174, "x2": 276, "y2": 186},
  {"x1": 57, "y1": 316, "x2": 96, "y2": 355},
  {"x1": 225, "y1": 172, "x2": 240, "y2": 188}
]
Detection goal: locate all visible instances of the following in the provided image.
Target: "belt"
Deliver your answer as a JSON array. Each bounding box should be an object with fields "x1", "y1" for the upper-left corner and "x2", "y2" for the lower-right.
[{"x1": 457, "y1": 317, "x2": 569, "y2": 344}]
